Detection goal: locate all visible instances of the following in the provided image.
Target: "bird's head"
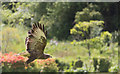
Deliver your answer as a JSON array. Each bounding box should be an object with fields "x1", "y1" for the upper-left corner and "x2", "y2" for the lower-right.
[{"x1": 44, "y1": 54, "x2": 52, "y2": 59}]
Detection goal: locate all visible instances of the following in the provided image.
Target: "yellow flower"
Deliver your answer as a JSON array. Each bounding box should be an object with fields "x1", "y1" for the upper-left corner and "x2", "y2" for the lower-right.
[
  {"x1": 25, "y1": 66, "x2": 28, "y2": 69},
  {"x1": 76, "y1": 24, "x2": 80, "y2": 28}
]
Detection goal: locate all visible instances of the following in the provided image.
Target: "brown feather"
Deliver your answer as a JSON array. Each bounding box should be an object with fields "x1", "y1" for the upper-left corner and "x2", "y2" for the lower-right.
[
  {"x1": 39, "y1": 23, "x2": 42, "y2": 30},
  {"x1": 45, "y1": 30, "x2": 47, "y2": 37},
  {"x1": 32, "y1": 24, "x2": 35, "y2": 29},
  {"x1": 28, "y1": 34, "x2": 34, "y2": 38},
  {"x1": 25, "y1": 22, "x2": 48, "y2": 64},
  {"x1": 43, "y1": 24, "x2": 44, "y2": 32},
  {"x1": 31, "y1": 29, "x2": 34, "y2": 32},
  {"x1": 34, "y1": 23, "x2": 37, "y2": 28},
  {"x1": 25, "y1": 37, "x2": 28, "y2": 45}
]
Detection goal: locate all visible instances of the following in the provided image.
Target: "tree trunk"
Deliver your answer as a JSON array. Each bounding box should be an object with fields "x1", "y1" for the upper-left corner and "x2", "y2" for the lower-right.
[
  {"x1": 87, "y1": 27, "x2": 91, "y2": 58},
  {"x1": 87, "y1": 43, "x2": 91, "y2": 57}
]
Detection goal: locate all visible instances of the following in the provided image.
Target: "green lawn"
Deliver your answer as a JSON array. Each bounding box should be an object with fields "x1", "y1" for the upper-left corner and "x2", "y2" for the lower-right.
[{"x1": 45, "y1": 41, "x2": 118, "y2": 64}]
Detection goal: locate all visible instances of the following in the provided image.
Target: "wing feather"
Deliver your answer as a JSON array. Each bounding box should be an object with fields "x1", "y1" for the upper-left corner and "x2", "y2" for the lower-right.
[{"x1": 26, "y1": 23, "x2": 47, "y2": 56}]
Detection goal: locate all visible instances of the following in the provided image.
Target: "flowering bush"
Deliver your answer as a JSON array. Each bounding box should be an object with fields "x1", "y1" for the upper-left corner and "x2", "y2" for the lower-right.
[
  {"x1": 0, "y1": 52, "x2": 25, "y2": 63},
  {"x1": 37, "y1": 58, "x2": 58, "y2": 72},
  {"x1": 0, "y1": 52, "x2": 28, "y2": 72},
  {"x1": 0, "y1": 52, "x2": 58, "y2": 72}
]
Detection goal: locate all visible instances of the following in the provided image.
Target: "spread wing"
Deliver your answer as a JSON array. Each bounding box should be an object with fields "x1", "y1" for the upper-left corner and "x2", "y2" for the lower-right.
[{"x1": 25, "y1": 23, "x2": 47, "y2": 56}]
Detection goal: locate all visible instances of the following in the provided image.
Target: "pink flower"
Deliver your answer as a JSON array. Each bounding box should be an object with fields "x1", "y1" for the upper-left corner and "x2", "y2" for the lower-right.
[
  {"x1": 46, "y1": 63, "x2": 49, "y2": 65},
  {"x1": 4, "y1": 53, "x2": 9, "y2": 56},
  {"x1": 7, "y1": 60, "x2": 10, "y2": 63}
]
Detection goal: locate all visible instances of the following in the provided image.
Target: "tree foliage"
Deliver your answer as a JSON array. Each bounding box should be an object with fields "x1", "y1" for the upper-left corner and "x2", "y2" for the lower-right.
[
  {"x1": 39, "y1": 2, "x2": 87, "y2": 40},
  {"x1": 70, "y1": 20, "x2": 104, "y2": 40},
  {"x1": 75, "y1": 3, "x2": 103, "y2": 23},
  {"x1": 1, "y1": 2, "x2": 32, "y2": 27},
  {"x1": 1, "y1": 2, "x2": 118, "y2": 40}
]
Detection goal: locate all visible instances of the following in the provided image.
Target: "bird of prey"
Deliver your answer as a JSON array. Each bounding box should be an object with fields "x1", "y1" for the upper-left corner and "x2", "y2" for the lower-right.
[{"x1": 24, "y1": 22, "x2": 52, "y2": 64}]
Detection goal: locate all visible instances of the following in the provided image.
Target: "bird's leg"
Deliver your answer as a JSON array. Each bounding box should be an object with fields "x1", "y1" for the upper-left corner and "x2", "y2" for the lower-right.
[
  {"x1": 25, "y1": 56, "x2": 36, "y2": 69},
  {"x1": 26, "y1": 56, "x2": 36, "y2": 64}
]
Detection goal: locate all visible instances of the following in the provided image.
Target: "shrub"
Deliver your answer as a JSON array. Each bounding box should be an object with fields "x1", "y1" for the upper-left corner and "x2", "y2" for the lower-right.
[
  {"x1": 101, "y1": 31, "x2": 112, "y2": 46},
  {"x1": 64, "y1": 61, "x2": 87, "y2": 72},
  {"x1": 93, "y1": 58, "x2": 98, "y2": 71},
  {"x1": 0, "y1": 52, "x2": 28, "y2": 72},
  {"x1": 74, "y1": 59, "x2": 83, "y2": 68},
  {"x1": 55, "y1": 59, "x2": 70, "y2": 71},
  {"x1": 0, "y1": 52, "x2": 58, "y2": 72},
  {"x1": 109, "y1": 65, "x2": 118, "y2": 72},
  {"x1": 35, "y1": 58, "x2": 58, "y2": 72},
  {"x1": 99, "y1": 58, "x2": 111, "y2": 72},
  {"x1": 93, "y1": 58, "x2": 111, "y2": 72}
]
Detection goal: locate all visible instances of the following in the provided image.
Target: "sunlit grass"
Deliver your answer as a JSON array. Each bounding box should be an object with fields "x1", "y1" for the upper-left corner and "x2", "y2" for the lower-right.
[
  {"x1": 45, "y1": 41, "x2": 118, "y2": 65},
  {"x1": 45, "y1": 42, "x2": 88, "y2": 63}
]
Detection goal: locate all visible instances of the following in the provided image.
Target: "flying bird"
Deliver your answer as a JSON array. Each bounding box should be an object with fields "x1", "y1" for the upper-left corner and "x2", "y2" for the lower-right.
[{"x1": 24, "y1": 22, "x2": 52, "y2": 64}]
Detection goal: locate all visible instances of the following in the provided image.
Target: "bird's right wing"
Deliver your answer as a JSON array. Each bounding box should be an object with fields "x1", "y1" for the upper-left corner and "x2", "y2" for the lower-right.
[{"x1": 25, "y1": 23, "x2": 47, "y2": 55}]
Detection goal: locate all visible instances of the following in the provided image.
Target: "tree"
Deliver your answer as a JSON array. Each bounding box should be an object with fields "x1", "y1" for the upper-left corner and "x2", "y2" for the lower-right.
[
  {"x1": 70, "y1": 3, "x2": 106, "y2": 57},
  {"x1": 75, "y1": 3, "x2": 103, "y2": 23},
  {"x1": 70, "y1": 20, "x2": 104, "y2": 57},
  {"x1": 1, "y1": 2, "x2": 32, "y2": 27},
  {"x1": 39, "y1": 2, "x2": 87, "y2": 40},
  {"x1": 95, "y1": 2, "x2": 119, "y2": 32}
]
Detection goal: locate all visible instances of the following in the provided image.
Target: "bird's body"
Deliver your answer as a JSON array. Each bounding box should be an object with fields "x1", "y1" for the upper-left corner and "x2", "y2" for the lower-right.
[{"x1": 22, "y1": 22, "x2": 52, "y2": 64}]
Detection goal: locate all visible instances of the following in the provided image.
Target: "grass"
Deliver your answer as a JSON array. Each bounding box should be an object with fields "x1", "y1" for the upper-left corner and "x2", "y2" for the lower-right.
[
  {"x1": 45, "y1": 41, "x2": 118, "y2": 65},
  {"x1": 45, "y1": 42, "x2": 89, "y2": 63}
]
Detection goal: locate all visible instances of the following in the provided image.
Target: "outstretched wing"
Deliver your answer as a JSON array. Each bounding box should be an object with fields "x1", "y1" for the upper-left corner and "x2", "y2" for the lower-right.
[{"x1": 25, "y1": 23, "x2": 47, "y2": 56}]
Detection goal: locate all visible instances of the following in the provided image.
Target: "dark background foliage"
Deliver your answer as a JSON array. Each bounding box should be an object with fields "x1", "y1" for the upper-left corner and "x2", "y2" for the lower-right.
[{"x1": 1, "y1": 2, "x2": 119, "y2": 40}]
